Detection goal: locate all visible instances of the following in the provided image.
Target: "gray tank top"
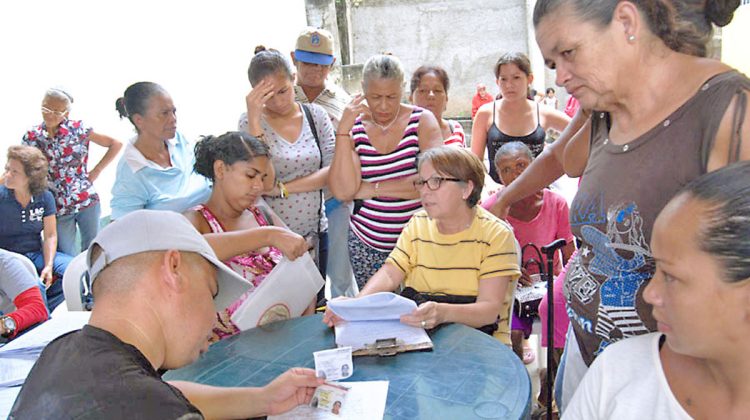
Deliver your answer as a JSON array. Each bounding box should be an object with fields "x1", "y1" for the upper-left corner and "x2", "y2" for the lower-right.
[{"x1": 566, "y1": 70, "x2": 749, "y2": 366}]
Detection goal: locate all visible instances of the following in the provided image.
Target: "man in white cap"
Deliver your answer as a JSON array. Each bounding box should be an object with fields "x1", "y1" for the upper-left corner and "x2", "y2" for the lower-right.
[
  {"x1": 10, "y1": 210, "x2": 323, "y2": 419},
  {"x1": 291, "y1": 26, "x2": 356, "y2": 300}
]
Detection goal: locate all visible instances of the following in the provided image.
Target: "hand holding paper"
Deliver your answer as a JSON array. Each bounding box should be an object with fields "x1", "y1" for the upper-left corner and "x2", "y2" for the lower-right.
[
  {"x1": 231, "y1": 253, "x2": 324, "y2": 330},
  {"x1": 322, "y1": 298, "x2": 351, "y2": 327},
  {"x1": 327, "y1": 292, "x2": 418, "y2": 321},
  {"x1": 326, "y1": 293, "x2": 432, "y2": 354},
  {"x1": 399, "y1": 300, "x2": 441, "y2": 330}
]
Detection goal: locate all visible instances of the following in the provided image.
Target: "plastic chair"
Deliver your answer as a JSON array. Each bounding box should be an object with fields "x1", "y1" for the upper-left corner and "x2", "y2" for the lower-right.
[
  {"x1": 60, "y1": 215, "x2": 110, "y2": 312},
  {"x1": 62, "y1": 253, "x2": 91, "y2": 311},
  {"x1": 4, "y1": 251, "x2": 37, "y2": 279}
]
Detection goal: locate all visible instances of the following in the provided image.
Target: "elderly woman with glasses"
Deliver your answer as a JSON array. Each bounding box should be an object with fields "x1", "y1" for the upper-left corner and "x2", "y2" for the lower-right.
[
  {"x1": 324, "y1": 147, "x2": 520, "y2": 345},
  {"x1": 21, "y1": 89, "x2": 122, "y2": 256}
]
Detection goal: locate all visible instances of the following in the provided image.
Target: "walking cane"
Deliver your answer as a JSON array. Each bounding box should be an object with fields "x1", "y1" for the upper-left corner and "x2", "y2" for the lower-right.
[{"x1": 541, "y1": 239, "x2": 567, "y2": 420}]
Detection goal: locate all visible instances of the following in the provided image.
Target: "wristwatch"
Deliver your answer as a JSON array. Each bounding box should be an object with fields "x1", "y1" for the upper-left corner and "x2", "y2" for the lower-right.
[{"x1": 1, "y1": 316, "x2": 17, "y2": 338}]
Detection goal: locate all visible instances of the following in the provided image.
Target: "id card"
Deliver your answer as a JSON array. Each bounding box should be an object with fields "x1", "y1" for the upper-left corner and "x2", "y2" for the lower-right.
[
  {"x1": 310, "y1": 382, "x2": 349, "y2": 415},
  {"x1": 313, "y1": 347, "x2": 353, "y2": 380}
]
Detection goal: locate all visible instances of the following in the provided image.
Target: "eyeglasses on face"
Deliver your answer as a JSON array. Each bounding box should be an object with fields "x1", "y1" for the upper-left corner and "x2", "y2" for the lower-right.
[
  {"x1": 41, "y1": 106, "x2": 67, "y2": 117},
  {"x1": 413, "y1": 176, "x2": 462, "y2": 191}
]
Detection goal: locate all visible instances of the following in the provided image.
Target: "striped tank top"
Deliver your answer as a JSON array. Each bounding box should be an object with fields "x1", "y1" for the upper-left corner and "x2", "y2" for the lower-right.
[{"x1": 350, "y1": 107, "x2": 424, "y2": 252}]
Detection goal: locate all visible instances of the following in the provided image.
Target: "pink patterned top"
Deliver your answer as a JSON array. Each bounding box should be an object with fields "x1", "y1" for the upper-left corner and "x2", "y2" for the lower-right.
[{"x1": 196, "y1": 204, "x2": 283, "y2": 341}]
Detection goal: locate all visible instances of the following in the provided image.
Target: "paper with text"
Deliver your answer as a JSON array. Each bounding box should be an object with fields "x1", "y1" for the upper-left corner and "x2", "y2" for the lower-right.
[
  {"x1": 328, "y1": 292, "x2": 416, "y2": 321},
  {"x1": 268, "y1": 381, "x2": 388, "y2": 420},
  {"x1": 0, "y1": 387, "x2": 20, "y2": 418},
  {"x1": 0, "y1": 359, "x2": 35, "y2": 387},
  {"x1": 313, "y1": 347, "x2": 353, "y2": 380},
  {"x1": 329, "y1": 293, "x2": 431, "y2": 351},
  {"x1": 0, "y1": 311, "x2": 90, "y2": 389},
  {"x1": 334, "y1": 320, "x2": 430, "y2": 350}
]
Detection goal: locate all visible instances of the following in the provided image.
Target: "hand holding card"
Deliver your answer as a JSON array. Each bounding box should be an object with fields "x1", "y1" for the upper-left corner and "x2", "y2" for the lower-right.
[
  {"x1": 313, "y1": 347, "x2": 353, "y2": 381},
  {"x1": 310, "y1": 382, "x2": 349, "y2": 415}
]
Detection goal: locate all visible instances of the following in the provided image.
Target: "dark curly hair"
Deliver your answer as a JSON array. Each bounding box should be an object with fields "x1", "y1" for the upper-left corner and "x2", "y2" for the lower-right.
[
  {"x1": 6, "y1": 145, "x2": 49, "y2": 196},
  {"x1": 533, "y1": 0, "x2": 740, "y2": 58},
  {"x1": 193, "y1": 131, "x2": 270, "y2": 181}
]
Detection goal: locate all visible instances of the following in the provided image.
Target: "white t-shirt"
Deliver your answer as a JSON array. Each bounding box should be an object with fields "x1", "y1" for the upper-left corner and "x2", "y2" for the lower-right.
[
  {"x1": 542, "y1": 96, "x2": 558, "y2": 109},
  {"x1": 563, "y1": 333, "x2": 692, "y2": 420}
]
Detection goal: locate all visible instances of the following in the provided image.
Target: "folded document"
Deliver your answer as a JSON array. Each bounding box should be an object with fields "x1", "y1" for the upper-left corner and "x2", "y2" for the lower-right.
[
  {"x1": 328, "y1": 293, "x2": 432, "y2": 355},
  {"x1": 231, "y1": 253, "x2": 324, "y2": 330}
]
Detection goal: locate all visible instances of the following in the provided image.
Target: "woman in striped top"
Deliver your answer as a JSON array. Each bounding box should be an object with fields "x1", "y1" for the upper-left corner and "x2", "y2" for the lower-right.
[
  {"x1": 409, "y1": 65, "x2": 466, "y2": 147},
  {"x1": 329, "y1": 54, "x2": 442, "y2": 288}
]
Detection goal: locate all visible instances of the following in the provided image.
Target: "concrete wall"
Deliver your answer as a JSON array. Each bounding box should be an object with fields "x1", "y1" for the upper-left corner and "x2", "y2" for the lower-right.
[
  {"x1": 346, "y1": 0, "x2": 528, "y2": 118},
  {"x1": 302, "y1": 0, "x2": 347, "y2": 87},
  {"x1": 304, "y1": 0, "x2": 344, "y2": 57}
]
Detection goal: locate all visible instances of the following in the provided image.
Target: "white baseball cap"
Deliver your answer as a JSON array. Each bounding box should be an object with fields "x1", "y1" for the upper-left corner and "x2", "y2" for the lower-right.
[{"x1": 87, "y1": 210, "x2": 252, "y2": 311}]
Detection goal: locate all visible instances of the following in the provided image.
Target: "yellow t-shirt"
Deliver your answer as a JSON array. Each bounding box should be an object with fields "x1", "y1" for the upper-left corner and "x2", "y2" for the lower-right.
[{"x1": 386, "y1": 207, "x2": 520, "y2": 345}]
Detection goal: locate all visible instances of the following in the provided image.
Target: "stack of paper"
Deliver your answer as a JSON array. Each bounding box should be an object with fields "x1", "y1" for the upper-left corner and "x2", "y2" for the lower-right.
[
  {"x1": 328, "y1": 293, "x2": 431, "y2": 352},
  {"x1": 0, "y1": 311, "x2": 91, "y2": 387},
  {"x1": 0, "y1": 311, "x2": 90, "y2": 417}
]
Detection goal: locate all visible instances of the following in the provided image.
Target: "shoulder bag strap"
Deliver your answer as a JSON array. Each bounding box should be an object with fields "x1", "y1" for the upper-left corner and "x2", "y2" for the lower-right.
[{"x1": 300, "y1": 103, "x2": 325, "y2": 266}]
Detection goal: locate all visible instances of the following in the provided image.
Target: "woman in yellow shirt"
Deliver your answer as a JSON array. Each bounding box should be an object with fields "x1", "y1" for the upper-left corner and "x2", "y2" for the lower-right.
[{"x1": 325, "y1": 147, "x2": 520, "y2": 344}]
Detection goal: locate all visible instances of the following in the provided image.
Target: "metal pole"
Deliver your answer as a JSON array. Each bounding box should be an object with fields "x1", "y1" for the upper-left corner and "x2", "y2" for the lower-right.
[{"x1": 541, "y1": 239, "x2": 566, "y2": 420}]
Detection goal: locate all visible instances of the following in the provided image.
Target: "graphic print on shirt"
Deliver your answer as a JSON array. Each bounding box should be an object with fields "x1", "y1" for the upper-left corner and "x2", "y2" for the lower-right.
[
  {"x1": 29, "y1": 207, "x2": 45, "y2": 223},
  {"x1": 567, "y1": 199, "x2": 652, "y2": 356}
]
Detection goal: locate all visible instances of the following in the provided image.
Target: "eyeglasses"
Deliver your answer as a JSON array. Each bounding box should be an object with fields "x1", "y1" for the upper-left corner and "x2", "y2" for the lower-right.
[
  {"x1": 41, "y1": 106, "x2": 67, "y2": 117},
  {"x1": 413, "y1": 176, "x2": 462, "y2": 191}
]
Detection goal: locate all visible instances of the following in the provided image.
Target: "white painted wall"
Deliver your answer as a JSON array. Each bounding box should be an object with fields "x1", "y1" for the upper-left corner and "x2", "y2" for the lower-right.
[
  {"x1": 0, "y1": 0, "x2": 306, "y2": 215},
  {"x1": 722, "y1": 2, "x2": 750, "y2": 75}
]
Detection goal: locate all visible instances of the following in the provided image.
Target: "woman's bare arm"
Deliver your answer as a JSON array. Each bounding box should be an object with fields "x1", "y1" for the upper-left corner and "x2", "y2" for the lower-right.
[
  {"x1": 470, "y1": 102, "x2": 494, "y2": 161},
  {"x1": 489, "y1": 108, "x2": 590, "y2": 218}
]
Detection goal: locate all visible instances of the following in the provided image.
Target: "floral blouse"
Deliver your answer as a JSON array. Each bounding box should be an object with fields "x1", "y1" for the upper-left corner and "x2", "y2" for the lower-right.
[{"x1": 22, "y1": 119, "x2": 98, "y2": 216}]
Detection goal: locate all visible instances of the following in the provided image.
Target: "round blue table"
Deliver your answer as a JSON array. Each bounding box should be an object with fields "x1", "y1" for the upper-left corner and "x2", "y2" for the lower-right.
[{"x1": 164, "y1": 315, "x2": 531, "y2": 419}]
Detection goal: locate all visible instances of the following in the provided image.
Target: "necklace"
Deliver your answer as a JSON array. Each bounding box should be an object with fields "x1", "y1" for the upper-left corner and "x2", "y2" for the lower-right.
[{"x1": 370, "y1": 106, "x2": 401, "y2": 132}]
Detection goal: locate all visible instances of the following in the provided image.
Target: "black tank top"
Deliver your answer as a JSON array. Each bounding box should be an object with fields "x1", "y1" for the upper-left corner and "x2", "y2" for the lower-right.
[{"x1": 486, "y1": 100, "x2": 546, "y2": 183}]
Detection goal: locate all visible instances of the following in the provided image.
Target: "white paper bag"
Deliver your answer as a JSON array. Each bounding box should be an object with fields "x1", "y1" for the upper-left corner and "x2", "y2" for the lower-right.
[{"x1": 230, "y1": 252, "x2": 324, "y2": 330}]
